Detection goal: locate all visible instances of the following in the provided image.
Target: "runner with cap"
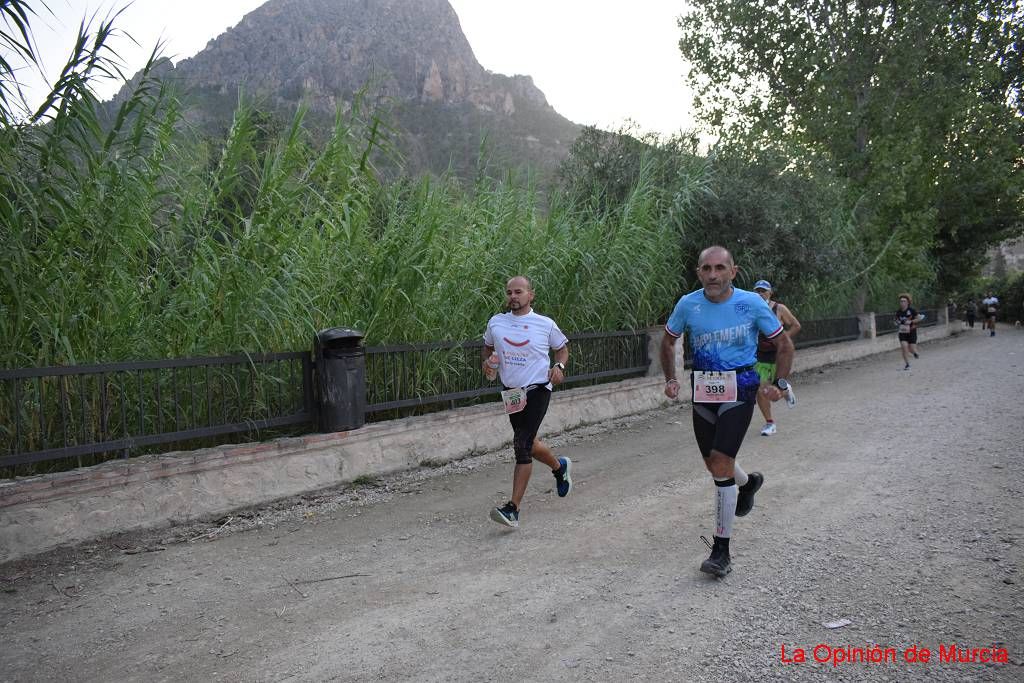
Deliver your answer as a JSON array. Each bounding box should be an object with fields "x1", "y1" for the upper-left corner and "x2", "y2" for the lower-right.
[{"x1": 752, "y1": 280, "x2": 801, "y2": 436}]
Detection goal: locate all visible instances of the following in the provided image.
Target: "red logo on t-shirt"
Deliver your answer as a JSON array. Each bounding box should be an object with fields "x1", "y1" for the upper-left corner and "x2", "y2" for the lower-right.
[{"x1": 503, "y1": 337, "x2": 530, "y2": 347}]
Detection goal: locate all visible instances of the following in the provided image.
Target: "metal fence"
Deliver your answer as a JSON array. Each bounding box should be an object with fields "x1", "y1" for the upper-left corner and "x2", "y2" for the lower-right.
[
  {"x1": 365, "y1": 330, "x2": 649, "y2": 418},
  {"x1": 0, "y1": 312, "x2": 925, "y2": 476},
  {"x1": 1, "y1": 331, "x2": 648, "y2": 474},
  {"x1": 0, "y1": 353, "x2": 312, "y2": 471},
  {"x1": 794, "y1": 316, "x2": 861, "y2": 349}
]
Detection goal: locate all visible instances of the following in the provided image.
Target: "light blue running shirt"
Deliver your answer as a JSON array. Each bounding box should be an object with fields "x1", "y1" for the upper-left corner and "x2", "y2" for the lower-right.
[{"x1": 665, "y1": 287, "x2": 783, "y2": 372}]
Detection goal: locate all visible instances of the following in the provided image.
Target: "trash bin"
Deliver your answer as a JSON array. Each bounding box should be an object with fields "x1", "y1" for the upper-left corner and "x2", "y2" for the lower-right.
[{"x1": 314, "y1": 327, "x2": 366, "y2": 431}]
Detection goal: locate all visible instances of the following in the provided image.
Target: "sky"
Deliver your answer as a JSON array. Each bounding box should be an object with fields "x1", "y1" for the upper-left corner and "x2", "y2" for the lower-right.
[{"x1": 15, "y1": 0, "x2": 698, "y2": 136}]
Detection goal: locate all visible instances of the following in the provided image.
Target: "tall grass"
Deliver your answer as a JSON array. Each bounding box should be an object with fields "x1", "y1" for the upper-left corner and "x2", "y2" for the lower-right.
[{"x1": 1, "y1": 16, "x2": 707, "y2": 369}]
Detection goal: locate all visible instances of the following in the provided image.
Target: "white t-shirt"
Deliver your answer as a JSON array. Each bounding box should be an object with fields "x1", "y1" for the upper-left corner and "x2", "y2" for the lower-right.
[{"x1": 483, "y1": 309, "x2": 568, "y2": 389}]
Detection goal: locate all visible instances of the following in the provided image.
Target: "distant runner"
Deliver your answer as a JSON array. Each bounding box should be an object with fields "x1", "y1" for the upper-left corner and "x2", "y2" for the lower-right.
[
  {"x1": 752, "y1": 280, "x2": 801, "y2": 436},
  {"x1": 660, "y1": 246, "x2": 795, "y2": 578},
  {"x1": 982, "y1": 292, "x2": 999, "y2": 337},
  {"x1": 895, "y1": 293, "x2": 925, "y2": 370},
  {"x1": 482, "y1": 276, "x2": 572, "y2": 529},
  {"x1": 965, "y1": 299, "x2": 977, "y2": 329}
]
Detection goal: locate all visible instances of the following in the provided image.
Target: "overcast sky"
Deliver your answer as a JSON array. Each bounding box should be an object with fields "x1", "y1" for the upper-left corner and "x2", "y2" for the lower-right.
[{"x1": 17, "y1": 0, "x2": 697, "y2": 136}]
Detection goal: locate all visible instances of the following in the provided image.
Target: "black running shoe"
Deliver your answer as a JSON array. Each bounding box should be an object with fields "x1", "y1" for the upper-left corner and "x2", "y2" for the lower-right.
[
  {"x1": 489, "y1": 501, "x2": 519, "y2": 528},
  {"x1": 700, "y1": 543, "x2": 732, "y2": 578},
  {"x1": 735, "y1": 472, "x2": 764, "y2": 517},
  {"x1": 554, "y1": 456, "x2": 573, "y2": 497}
]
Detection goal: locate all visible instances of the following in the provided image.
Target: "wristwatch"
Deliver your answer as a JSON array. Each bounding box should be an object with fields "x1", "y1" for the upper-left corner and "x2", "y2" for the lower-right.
[
  {"x1": 552, "y1": 362, "x2": 566, "y2": 371},
  {"x1": 774, "y1": 378, "x2": 790, "y2": 391}
]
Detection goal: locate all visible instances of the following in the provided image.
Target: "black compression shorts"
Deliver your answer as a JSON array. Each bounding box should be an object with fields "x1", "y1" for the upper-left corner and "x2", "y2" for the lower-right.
[
  {"x1": 691, "y1": 400, "x2": 756, "y2": 459},
  {"x1": 898, "y1": 330, "x2": 918, "y2": 344},
  {"x1": 507, "y1": 385, "x2": 551, "y2": 464}
]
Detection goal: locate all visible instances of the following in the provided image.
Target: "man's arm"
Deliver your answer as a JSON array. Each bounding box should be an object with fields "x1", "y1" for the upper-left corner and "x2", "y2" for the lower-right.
[
  {"x1": 761, "y1": 331, "x2": 795, "y2": 402},
  {"x1": 777, "y1": 304, "x2": 801, "y2": 338},
  {"x1": 660, "y1": 332, "x2": 681, "y2": 399},
  {"x1": 772, "y1": 330, "x2": 795, "y2": 379},
  {"x1": 548, "y1": 344, "x2": 570, "y2": 385}
]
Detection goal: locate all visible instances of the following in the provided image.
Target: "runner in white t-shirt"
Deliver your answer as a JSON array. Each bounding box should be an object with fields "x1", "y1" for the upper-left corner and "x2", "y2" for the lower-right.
[{"x1": 482, "y1": 276, "x2": 571, "y2": 529}]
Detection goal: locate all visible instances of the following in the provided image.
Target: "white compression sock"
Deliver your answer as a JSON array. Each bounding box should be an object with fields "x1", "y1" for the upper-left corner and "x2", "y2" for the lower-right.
[{"x1": 714, "y1": 477, "x2": 738, "y2": 538}]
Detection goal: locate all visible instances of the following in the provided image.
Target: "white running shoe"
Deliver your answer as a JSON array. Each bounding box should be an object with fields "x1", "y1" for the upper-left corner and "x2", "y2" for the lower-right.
[{"x1": 760, "y1": 422, "x2": 777, "y2": 436}]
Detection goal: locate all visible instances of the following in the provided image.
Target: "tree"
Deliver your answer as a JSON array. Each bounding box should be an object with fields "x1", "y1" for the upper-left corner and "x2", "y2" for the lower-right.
[{"x1": 679, "y1": 0, "x2": 1024, "y2": 298}]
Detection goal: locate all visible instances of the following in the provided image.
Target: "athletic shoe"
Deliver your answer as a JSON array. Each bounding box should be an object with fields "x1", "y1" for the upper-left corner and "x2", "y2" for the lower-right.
[
  {"x1": 760, "y1": 422, "x2": 777, "y2": 436},
  {"x1": 912, "y1": 352, "x2": 919, "y2": 359},
  {"x1": 700, "y1": 542, "x2": 732, "y2": 578},
  {"x1": 489, "y1": 501, "x2": 519, "y2": 528},
  {"x1": 554, "y1": 456, "x2": 573, "y2": 497},
  {"x1": 904, "y1": 363, "x2": 911, "y2": 371},
  {"x1": 735, "y1": 472, "x2": 764, "y2": 517}
]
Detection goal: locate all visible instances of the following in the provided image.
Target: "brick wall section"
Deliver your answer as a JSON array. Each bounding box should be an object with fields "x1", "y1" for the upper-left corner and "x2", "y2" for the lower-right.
[{"x1": 0, "y1": 320, "x2": 953, "y2": 564}]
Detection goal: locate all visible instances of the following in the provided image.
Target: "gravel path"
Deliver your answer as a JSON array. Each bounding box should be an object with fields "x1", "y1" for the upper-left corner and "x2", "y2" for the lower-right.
[{"x1": 1, "y1": 328, "x2": 1022, "y2": 682}]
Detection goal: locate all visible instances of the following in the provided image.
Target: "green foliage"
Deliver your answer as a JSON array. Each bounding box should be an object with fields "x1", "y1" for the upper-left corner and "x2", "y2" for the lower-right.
[{"x1": 678, "y1": 0, "x2": 1024, "y2": 300}]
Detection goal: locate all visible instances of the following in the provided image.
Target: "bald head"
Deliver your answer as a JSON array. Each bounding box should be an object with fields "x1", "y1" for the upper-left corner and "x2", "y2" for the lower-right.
[
  {"x1": 695, "y1": 245, "x2": 738, "y2": 303},
  {"x1": 506, "y1": 275, "x2": 533, "y2": 292},
  {"x1": 505, "y1": 275, "x2": 535, "y2": 314},
  {"x1": 698, "y1": 245, "x2": 734, "y2": 267}
]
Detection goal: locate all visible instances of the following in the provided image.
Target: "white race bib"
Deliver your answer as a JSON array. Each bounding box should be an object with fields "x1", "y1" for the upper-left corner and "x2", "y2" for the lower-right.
[
  {"x1": 692, "y1": 371, "x2": 738, "y2": 403},
  {"x1": 500, "y1": 388, "x2": 528, "y2": 414}
]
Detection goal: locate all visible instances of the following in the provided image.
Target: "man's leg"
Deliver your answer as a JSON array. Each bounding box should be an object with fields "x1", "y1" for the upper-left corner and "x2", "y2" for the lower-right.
[
  {"x1": 692, "y1": 401, "x2": 758, "y2": 577},
  {"x1": 530, "y1": 438, "x2": 559, "y2": 470},
  {"x1": 900, "y1": 340, "x2": 911, "y2": 368},
  {"x1": 492, "y1": 387, "x2": 559, "y2": 527},
  {"x1": 511, "y1": 463, "x2": 532, "y2": 508},
  {"x1": 755, "y1": 362, "x2": 776, "y2": 434}
]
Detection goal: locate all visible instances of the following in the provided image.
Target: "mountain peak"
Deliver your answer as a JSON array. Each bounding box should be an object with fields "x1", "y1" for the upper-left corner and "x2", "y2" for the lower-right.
[{"x1": 140, "y1": 0, "x2": 578, "y2": 176}]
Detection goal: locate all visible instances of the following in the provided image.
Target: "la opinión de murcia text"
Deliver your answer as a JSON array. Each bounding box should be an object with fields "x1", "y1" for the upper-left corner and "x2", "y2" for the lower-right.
[{"x1": 780, "y1": 643, "x2": 1010, "y2": 667}]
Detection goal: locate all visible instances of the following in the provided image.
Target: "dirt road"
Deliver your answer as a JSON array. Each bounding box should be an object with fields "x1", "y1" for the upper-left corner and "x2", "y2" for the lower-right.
[{"x1": 1, "y1": 329, "x2": 1022, "y2": 682}]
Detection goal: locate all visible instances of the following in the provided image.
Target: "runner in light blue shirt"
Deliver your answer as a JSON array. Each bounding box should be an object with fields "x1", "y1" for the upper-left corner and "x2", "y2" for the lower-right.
[{"x1": 659, "y1": 246, "x2": 794, "y2": 578}]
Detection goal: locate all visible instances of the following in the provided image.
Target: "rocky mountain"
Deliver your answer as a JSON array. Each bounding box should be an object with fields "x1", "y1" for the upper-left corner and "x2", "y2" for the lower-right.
[{"x1": 128, "y1": 0, "x2": 580, "y2": 178}]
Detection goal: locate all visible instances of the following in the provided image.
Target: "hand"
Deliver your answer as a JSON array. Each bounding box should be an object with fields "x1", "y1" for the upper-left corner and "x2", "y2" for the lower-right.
[
  {"x1": 761, "y1": 385, "x2": 784, "y2": 402},
  {"x1": 548, "y1": 366, "x2": 564, "y2": 385},
  {"x1": 664, "y1": 379, "x2": 680, "y2": 400}
]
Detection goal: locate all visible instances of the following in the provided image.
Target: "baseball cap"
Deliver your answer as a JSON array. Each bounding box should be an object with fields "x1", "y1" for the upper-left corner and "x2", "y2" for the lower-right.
[{"x1": 753, "y1": 279, "x2": 772, "y2": 291}]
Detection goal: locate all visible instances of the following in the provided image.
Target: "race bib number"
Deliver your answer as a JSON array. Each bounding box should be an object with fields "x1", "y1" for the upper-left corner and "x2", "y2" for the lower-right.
[
  {"x1": 501, "y1": 388, "x2": 527, "y2": 414},
  {"x1": 988, "y1": 307, "x2": 996, "y2": 314},
  {"x1": 692, "y1": 371, "x2": 738, "y2": 403},
  {"x1": 898, "y1": 323, "x2": 911, "y2": 333}
]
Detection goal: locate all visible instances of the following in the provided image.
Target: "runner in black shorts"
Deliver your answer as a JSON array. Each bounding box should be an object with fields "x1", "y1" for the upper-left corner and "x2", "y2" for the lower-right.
[
  {"x1": 482, "y1": 276, "x2": 572, "y2": 529},
  {"x1": 508, "y1": 385, "x2": 552, "y2": 465},
  {"x1": 895, "y1": 293, "x2": 924, "y2": 370},
  {"x1": 660, "y1": 246, "x2": 795, "y2": 577}
]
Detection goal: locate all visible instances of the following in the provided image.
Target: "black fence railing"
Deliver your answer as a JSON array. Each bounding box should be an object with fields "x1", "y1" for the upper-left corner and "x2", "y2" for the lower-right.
[
  {"x1": 0, "y1": 353, "x2": 313, "y2": 471},
  {"x1": 365, "y1": 330, "x2": 649, "y2": 419},
  {"x1": 1, "y1": 311, "x2": 935, "y2": 476},
  {"x1": 794, "y1": 316, "x2": 861, "y2": 349}
]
